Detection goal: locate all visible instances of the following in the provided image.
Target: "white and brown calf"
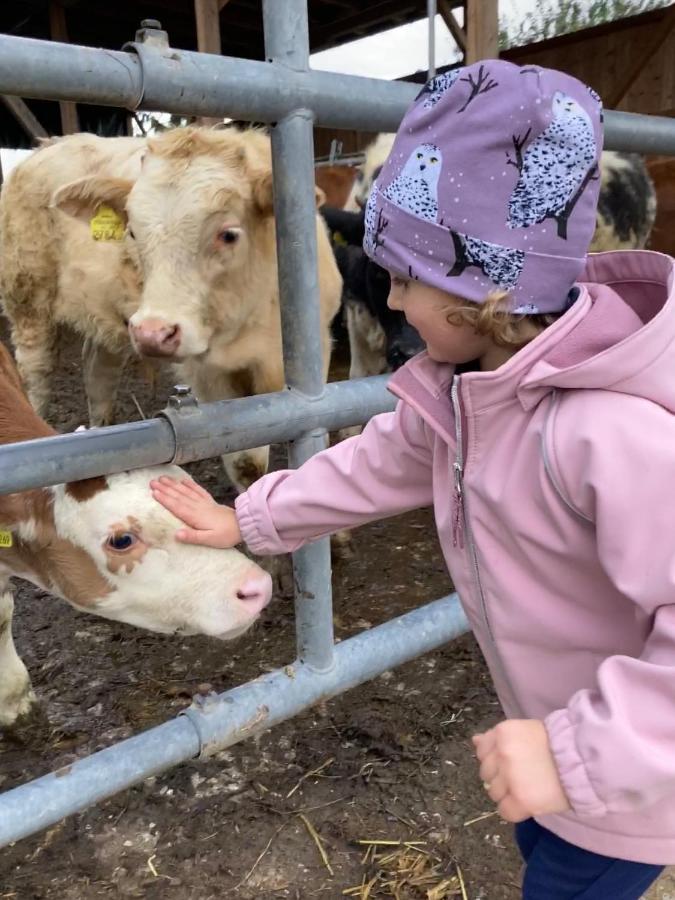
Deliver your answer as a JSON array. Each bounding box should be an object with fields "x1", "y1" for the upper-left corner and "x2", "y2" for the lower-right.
[{"x1": 0, "y1": 343, "x2": 272, "y2": 729}]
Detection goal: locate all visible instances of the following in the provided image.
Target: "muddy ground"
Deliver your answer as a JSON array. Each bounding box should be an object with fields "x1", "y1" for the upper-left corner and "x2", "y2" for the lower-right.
[{"x1": 0, "y1": 329, "x2": 672, "y2": 899}]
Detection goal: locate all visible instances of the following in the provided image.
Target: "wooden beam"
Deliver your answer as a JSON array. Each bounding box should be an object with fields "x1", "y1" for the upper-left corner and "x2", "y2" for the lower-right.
[
  {"x1": 48, "y1": 1, "x2": 79, "y2": 134},
  {"x1": 465, "y1": 0, "x2": 498, "y2": 62},
  {"x1": 194, "y1": 0, "x2": 223, "y2": 125},
  {"x1": 438, "y1": 0, "x2": 465, "y2": 53},
  {"x1": 0, "y1": 95, "x2": 49, "y2": 142},
  {"x1": 606, "y1": 4, "x2": 675, "y2": 109},
  {"x1": 195, "y1": 0, "x2": 222, "y2": 55}
]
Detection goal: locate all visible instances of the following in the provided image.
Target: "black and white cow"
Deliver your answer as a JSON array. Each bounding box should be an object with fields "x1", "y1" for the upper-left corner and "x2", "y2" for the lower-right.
[{"x1": 320, "y1": 205, "x2": 425, "y2": 379}]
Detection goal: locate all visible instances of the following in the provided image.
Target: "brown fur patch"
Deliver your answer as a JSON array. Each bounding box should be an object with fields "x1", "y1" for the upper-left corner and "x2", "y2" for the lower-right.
[
  {"x1": 0, "y1": 489, "x2": 113, "y2": 608},
  {"x1": 0, "y1": 344, "x2": 55, "y2": 444},
  {"x1": 105, "y1": 517, "x2": 148, "y2": 576},
  {"x1": 65, "y1": 477, "x2": 109, "y2": 502}
]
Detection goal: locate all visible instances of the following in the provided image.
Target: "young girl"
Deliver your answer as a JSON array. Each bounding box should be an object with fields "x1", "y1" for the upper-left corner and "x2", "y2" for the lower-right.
[{"x1": 152, "y1": 60, "x2": 675, "y2": 898}]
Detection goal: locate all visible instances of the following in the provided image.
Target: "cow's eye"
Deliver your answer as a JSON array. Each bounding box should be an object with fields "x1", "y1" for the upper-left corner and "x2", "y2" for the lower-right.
[
  {"x1": 107, "y1": 532, "x2": 137, "y2": 552},
  {"x1": 217, "y1": 228, "x2": 241, "y2": 245}
]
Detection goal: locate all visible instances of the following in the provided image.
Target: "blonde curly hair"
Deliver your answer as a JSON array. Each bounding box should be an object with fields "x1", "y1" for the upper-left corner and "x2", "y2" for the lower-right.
[{"x1": 445, "y1": 291, "x2": 560, "y2": 350}]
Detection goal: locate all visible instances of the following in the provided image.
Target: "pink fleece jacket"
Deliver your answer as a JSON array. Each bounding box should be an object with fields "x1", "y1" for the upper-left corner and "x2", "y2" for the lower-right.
[{"x1": 236, "y1": 249, "x2": 675, "y2": 864}]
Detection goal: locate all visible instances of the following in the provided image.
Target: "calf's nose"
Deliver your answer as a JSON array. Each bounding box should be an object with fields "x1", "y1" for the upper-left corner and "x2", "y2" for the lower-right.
[
  {"x1": 129, "y1": 318, "x2": 182, "y2": 357},
  {"x1": 236, "y1": 569, "x2": 273, "y2": 616}
]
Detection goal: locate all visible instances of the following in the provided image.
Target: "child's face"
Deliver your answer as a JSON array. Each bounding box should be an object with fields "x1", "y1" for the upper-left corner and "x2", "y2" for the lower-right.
[{"x1": 387, "y1": 275, "x2": 493, "y2": 365}]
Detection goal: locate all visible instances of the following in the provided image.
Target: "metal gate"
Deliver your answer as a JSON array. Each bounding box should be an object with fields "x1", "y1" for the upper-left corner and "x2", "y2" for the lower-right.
[{"x1": 0, "y1": 0, "x2": 674, "y2": 848}]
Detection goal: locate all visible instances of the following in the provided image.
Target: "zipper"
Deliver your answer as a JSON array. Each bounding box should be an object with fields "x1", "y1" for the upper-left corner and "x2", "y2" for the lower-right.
[
  {"x1": 450, "y1": 375, "x2": 524, "y2": 716},
  {"x1": 451, "y1": 375, "x2": 494, "y2": 641}
]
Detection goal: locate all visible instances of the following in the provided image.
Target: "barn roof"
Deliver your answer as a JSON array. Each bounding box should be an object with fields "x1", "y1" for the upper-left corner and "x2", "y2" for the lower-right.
[
  {"x1": 1, "y1": 1, "x2": 672, "y2": 148},
  {"x1": 1, "y1": 0, "x2": 463, "y2": 146}
]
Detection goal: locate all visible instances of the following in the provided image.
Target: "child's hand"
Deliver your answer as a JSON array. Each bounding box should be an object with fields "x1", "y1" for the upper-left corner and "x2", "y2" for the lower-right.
[
  {"x1": 150, "y1": 476, "x2": 242, "y2": 549},
  {"x1": 472, "y1": 720, "x2": 570, "y2": 822}
]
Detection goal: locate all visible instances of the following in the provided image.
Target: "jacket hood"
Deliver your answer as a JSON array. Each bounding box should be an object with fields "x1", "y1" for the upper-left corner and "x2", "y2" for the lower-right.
[{"x1": 389, "y1": 250, "x2": 675, "y2": 429}]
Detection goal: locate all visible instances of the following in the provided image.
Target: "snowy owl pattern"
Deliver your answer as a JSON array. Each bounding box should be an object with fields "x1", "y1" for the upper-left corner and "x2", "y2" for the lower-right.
[
  {"x1": 364, "y1": 186, "x2": 385, "y2": 256},
  {"x1": 447, "y1": 230, "x2": 525, "y2": 290},
  {"x1": 507, "y1": 91, "x2": 597, "y2": 238},
  {"x1": 382, "y1": 143, "x2": 442, "y2": 222},
  {"x1": 586, "y1": 85, "x2": 604, "y2": 122},
  {"x1": 415, "y1": 69, "x2": 462, "y2": 108},
  {"x1": 512, "y1": 302, "x2": 541, "y2": 314}
]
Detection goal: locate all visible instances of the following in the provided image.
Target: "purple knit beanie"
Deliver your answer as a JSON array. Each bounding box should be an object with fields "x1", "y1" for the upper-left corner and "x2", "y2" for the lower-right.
[{"x1": 364, "y1": 60, "x2": 603, "y2": 314}]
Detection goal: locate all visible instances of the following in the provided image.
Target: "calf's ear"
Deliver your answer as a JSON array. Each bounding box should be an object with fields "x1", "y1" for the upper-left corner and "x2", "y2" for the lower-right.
[
  {"x1": 51, "y1": 176, "x2": 134, "y2": 228},
  {"x1": 252, "y1": 171, "x2": 329, "y2": 215}
]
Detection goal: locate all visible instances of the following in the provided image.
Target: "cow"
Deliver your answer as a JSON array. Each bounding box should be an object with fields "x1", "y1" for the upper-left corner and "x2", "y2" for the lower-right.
[
  {"x1": 590, "y1": 150, "x2": 657, "y2": 251},
  {"x1": 320, "y1": 205, "x2": 424, "y2": 377},
  {"x1": 314, "y1": 164, "x2": 358, "y2": 209},
  {"x1": 645, "y1": 156, "x2": 675, "y2": 258},
  {"x1": 0, "y1": 128, "x2": 342, "y2": 494},
  {"x1": 337, "y1": 134, "x2": 657, "y2": 379},
  {"x1": 0, "y1": 340, "x2": 272, "y2": 730}
]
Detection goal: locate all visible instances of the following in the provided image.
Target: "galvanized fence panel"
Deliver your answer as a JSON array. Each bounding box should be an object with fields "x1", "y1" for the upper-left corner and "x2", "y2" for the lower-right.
[{"x1": 1, "y1": 0, "x2": 674, "y2": 848}]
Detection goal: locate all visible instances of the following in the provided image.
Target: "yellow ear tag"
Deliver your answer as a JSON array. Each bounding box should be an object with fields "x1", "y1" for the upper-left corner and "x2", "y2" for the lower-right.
[
  {"x1": 90, "y1": 204, "x2": 125, "y2": 242},
  {"x1": 0, "y1": 531, "x2": 13, "y2": 547}
]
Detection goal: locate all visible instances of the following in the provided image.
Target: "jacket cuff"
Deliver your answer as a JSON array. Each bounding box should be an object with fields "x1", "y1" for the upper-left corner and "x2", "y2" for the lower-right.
[
  {"x1": 234, "y1": 488, "x2": 285, "y2": 556},
  {"x1": 545, "y1": 708, "x2": 608, "y2": 819}
]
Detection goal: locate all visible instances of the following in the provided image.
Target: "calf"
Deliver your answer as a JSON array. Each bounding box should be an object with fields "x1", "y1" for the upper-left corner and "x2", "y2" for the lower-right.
[
  {"x1": 0, "y1": 128, "x2": 342, "y2": 494},
  {"x1": 0, "y1": 342, "x2": 271, "y2": 729}
]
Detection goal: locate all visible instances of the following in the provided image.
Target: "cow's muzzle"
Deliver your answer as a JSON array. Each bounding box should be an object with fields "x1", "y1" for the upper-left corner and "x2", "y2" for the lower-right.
[{"x1": 129, "y1": 318, "x2": 182, "y2": 358}]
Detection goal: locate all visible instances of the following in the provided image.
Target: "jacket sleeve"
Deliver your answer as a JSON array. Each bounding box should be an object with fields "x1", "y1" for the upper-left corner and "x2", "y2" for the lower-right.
[
  {"x1": 544, "y1": 390, "x2": 675, "y2": 818},
  {"x1": 234, "y1": 401, "x2": 434, "y2": 555}
]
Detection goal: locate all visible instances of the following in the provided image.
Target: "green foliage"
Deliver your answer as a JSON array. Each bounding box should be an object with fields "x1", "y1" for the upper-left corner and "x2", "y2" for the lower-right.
[{"x1": 499, "y1": 0, "x2": 670, "y2": 49}]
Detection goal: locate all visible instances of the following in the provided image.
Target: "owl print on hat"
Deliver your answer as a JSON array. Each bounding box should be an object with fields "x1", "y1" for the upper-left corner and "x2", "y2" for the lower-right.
[
  {"x1": 382, "y1": 143, "x2": 443, "y2": 221},
  {"x1": 507, "y1": 91, "x2": 599, "y2": 239},
  {"x1": 415, "y1": 69, "x2": 462, "y2": 108}
]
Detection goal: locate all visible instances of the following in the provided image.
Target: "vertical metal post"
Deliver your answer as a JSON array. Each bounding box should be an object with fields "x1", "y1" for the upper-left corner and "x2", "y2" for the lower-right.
[
  {"x1": 262, "y1": 0, "x2": 334, "y2": 672},
  {"x1": 428, "y1": 0, "x2": 437, "y2": 79}
]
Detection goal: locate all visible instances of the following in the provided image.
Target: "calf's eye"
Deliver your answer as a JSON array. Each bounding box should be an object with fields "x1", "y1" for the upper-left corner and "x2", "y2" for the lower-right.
[
  {"x1": 217, "y1": 228, "x2": 241, "y2": 245},
  {"x1": 107, "y1": 532, "x2": 137, "y2": 552}
]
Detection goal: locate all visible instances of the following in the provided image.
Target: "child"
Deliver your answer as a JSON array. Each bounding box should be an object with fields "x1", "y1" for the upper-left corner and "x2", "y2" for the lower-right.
[{"x1": 151, "y1": 60, "x2": 675, "y2": 898}]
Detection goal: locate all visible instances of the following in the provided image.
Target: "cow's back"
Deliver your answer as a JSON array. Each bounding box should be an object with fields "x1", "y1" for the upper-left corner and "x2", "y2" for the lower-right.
[{"x1": 0, "y1": 134, "x2": 145, "y2": 339}]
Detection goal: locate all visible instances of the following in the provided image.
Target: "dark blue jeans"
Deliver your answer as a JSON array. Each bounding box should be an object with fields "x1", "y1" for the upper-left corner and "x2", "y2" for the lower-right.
[{"x1": 516, "y1": 818, "x2": 664, "y2": 899}]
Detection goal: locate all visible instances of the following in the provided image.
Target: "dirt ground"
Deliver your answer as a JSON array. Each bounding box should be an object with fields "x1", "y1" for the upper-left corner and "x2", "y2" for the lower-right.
[{"x1": 0, "y1": 329, "x2": 672, "y2": 899}]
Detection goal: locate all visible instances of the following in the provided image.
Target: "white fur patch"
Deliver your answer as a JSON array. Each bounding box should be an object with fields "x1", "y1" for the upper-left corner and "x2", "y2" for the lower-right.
[{"x1": 51, "y1": 464, "x2": 269, "y2": 639}]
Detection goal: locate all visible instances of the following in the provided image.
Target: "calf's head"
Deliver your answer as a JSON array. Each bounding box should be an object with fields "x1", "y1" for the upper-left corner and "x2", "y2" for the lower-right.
[
  {"x1": 44, "y1": 465, "x2": 272, "y2": 638},
  {"x1": 53, "y1": 127, "x2": 282, "y2": 361},
  {"x1": 0, "y1": 341, "x2": 271, "y2": 638},
  {"x1": 6, "y1": 466, "x2": 272, "y2": 639}
]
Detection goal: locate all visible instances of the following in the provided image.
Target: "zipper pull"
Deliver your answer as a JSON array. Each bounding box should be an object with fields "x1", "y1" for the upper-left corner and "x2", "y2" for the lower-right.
[{"x1": 452, "y1": 460, "x2": 465, "y2": 549}]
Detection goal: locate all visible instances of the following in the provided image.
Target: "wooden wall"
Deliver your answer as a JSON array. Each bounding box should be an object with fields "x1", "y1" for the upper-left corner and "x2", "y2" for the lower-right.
[{"x1": 314, "y1": 3, "x2": 675, "y2": 159}]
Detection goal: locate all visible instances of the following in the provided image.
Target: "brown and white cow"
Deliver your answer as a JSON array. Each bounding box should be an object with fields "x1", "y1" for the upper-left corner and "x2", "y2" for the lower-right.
[
  {"x1": 0, "y1": 341, "x2": 272, "y2": 729},
  {"x1": 0, "y1": 128, "x2": 342, "y2": 493}
]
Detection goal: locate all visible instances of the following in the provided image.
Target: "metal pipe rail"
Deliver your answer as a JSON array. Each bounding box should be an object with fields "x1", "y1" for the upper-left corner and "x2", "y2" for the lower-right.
[
  {"x1": 0, "y1": 376, "x2": 396, "y2": 495},
  {"x1": 263, "y1": 0, "x2": 334, "y2": 672},
  {"x1": 0, "y1": 593, "x2": 470, "y2": 848},
  {"x1": 1, "y1": 33, "x2": 675, "y2": 154}
]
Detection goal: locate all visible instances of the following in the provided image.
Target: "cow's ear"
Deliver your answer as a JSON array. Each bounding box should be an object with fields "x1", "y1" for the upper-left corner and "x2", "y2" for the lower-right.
[
  {"x1": 51, "y1": 176, "x2": 133, "y2": 226},
  {"x1": 252, "y1": 172, "x2": 328, "y2": 215},
  {"x1": 251, "y1": 169, "x2": 274, "y2": 216}
]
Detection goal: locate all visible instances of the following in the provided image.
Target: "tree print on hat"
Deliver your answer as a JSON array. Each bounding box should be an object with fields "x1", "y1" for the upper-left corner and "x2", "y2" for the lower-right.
[{"x1": 507, "y1": 91, "x2": 599, "y2": 239}]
